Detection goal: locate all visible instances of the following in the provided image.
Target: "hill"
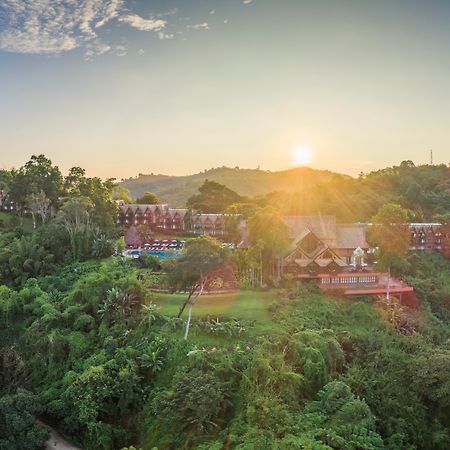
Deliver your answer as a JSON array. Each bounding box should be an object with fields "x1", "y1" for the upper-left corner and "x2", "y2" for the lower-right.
[{"x1": 119, "y1": 166, "x2": 349, "y2": 206}]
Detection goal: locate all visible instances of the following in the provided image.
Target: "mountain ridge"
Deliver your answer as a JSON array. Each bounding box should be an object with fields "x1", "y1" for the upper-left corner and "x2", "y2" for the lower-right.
[{"x1": 119, "y1": 166, "x2": 351, "y2": 206}]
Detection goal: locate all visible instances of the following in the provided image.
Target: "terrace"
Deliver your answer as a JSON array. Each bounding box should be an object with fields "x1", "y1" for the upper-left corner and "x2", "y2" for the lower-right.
[{"x1": 317, "y1": 272, "x2": 414, "y2": 296}]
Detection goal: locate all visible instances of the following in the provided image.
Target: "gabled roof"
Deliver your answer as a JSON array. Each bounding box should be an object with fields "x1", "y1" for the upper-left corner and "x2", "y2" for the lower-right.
[
  {"x1": 167, "y1": 208, "x2": 189, "y2": 219},
  {"x1": 193, "y1": 214, "x2": 225, "y2": 224},
  {"x1": 282, "y1": 215, "x2": 337, "y2": 241},
  {"x1": 119, "y1": 204, "x2": 168, "y2": 214},
  {"x1": 335, "y1": 224, "x2": 369, "y2": 249}
]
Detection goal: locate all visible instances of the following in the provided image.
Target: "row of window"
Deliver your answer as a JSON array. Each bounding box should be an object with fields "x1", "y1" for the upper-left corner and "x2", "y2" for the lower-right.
[{"x1": 321, "y1": 276, "x2": 377, "y2": 284}]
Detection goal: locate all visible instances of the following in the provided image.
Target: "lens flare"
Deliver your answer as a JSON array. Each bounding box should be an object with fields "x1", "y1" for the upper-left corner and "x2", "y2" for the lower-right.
[{"x1": 293, "y1": 145, "x2": 312, "y2": 166}]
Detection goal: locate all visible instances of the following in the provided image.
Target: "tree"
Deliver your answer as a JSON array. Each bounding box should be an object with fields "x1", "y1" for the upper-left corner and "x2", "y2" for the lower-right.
[
  {"x1": 92, "y1": 234, "x2": 116, "y2": 258},
  {"x1": 167, "y1": 236, "x2": 229, "y2": 339},
  {"x1": 247, "y1": 206, "x2": 290, "y2": 284},
  {"x1": 64, "y1": 166, "x2": 87, "y2": 195},
  {"x1": 0, "y1": 390, "x2": 49, "y2": 450},
  {"x1": 9, "y1": 155, "x2": 63, "y2": 211},
  {"x1": 113, "y1": 186, "x2": 133, "y2": 203},
  {"x1": 27, "y1": 190, "x2": 52, "y2": 228},
  {"x1": 369, "y1": 204, "x2": 410, "y2": 298},
  {"x1": 136, "y1": 192, "x2": 159, "y2": 204},
  {"x1": 187, "y1": 180, "x2": 243, "y2": 213},
  {"x1": 57, "y1": 197, "x2": 94, "y2": 259}
]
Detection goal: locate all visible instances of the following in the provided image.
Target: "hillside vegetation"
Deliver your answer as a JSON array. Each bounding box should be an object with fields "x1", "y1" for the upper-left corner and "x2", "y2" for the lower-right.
[
  {"x1": 119, "y1": 166, "x2": 345, "y2": 206},
  {"x1": 1, "y1": 255, "x2": 449, "y2": 450},
  {"x1": 1, "y1": 156, "x2": 450, "y2": 450}
]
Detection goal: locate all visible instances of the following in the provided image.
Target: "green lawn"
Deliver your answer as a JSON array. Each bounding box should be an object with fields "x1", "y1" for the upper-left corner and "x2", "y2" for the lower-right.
[{"x1": 152, "y1": 290, "x2": 281, "y2": 337}]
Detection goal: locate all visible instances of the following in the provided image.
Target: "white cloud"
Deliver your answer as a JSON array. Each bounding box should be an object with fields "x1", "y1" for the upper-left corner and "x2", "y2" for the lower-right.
[
  {"x1": 243, "y1": 0, "x2": 254, "y2": 4},
  {"x1": 209, "y1": 10, "x2": 215, "y2": 15},
  {"x1": 118, "y1": 14, "x2": 166, "y2": 31},
  {"x1": 115, "y1": 44, "x2": 127, "y2": 56},
  {"x1": 138, "y1": 48, "x2": 145, "y2": 55},
  {"x1": 0, "y1": 0, "x2": 176, "y2": 57},
  {"x1": 0, "y1": 0, "x2": 123, "y2": 55},
  {"x1": 187, "y1": 22, "x2": 209, "y2": 31},
  {"x1": 157, "y1": 32, "x2": 174, "y2": 40}
]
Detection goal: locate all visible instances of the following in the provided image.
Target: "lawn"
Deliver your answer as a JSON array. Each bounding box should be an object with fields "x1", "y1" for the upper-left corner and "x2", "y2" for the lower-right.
[{"x1": 152, "y1": 290, "x2": 281, "y2": 337}]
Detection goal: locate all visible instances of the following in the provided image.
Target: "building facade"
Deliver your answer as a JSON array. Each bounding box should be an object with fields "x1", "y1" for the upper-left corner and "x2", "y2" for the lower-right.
[
  {"x1": 281, "y1": 216, "x2": 370, "y2": 276},
  {"x1": 117, "y1": 201, "x2": 237, "y2": 237}
]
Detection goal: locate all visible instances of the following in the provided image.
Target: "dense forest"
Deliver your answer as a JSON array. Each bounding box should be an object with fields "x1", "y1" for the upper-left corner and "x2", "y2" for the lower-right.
[{"x1": 0, "y1": 156, "x2": 450, "y2": 450}]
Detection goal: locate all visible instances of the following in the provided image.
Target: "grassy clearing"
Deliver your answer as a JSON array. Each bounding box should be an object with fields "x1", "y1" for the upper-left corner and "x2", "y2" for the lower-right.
[{"x1": 152, "y1": 290, "x2": 281, "y2": 338}]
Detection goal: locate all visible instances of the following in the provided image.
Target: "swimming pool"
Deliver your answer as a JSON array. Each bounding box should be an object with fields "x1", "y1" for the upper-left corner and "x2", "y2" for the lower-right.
[{"x1": 130, "y1": 250, "x2": 179, "y2": 260}]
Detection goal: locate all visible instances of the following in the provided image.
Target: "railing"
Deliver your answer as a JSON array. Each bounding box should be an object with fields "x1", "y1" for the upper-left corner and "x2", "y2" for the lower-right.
[{"x1": 320, "y1": 274, "x2": 378, "y2": 285}]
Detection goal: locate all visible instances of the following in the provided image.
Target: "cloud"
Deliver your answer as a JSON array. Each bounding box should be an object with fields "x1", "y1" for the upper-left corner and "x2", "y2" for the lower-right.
[
  {"x1": 243, "y1": 0, "x2": 254, "y2": 4},
  {"x1": 118, "y1": 14, "x2": 166, "y2": 31},
  {"x1": 138, "y1": 48, "x2": 145, "y2": 55},
  {"x1": 0, "y1": 0, "x2": 123, "y2": 55},
  {"x1": 157, "y1": 32, "x2": 174, "y2": 40},
  {"x1": 187, "y1": 22, "x2": 209, "y2": 31},
  {"x1": 0, "y1": 0, "x2": 173, "y2": 57},
  {"x1": 115, "y1": 44, "x2": 127, "y2": 56}
]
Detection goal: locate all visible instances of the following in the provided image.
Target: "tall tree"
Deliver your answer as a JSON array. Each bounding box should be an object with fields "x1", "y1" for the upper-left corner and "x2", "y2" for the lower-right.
[
  {"x1": 248, "y1": 206, "x2": 290, "y2": 283},
  {"x1": 27, "y1": 191, "x2": 51, "y2": 228},
  {"x1": 369, "y1": 203, "x2": 410, "y2": 297},
  {"x1": 57, "y1": 197, "x2": 94, "y2": 259},
  {"x1": 168, "y1": 236, "x2": 229, "y2": 339},
  {"x1": 9, "y1": 155, "x2": 63, "y2": 211}
]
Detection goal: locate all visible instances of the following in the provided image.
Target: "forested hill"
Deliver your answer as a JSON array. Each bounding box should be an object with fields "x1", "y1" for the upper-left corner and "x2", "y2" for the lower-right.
[{"x1": 119, "y1": 166, "x2": 347, "y2": 206}]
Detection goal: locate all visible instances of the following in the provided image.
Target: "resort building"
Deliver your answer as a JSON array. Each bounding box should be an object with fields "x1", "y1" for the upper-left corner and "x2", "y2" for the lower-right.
[
  {"x1": 409, "y1": 223, "x2": 443, "y2": 253},
  {"x1": 117, "y1": 201, "x2": 237, "y2": 237},
  {"x1": 281, "y1": 216, "x2": 369, "y2": 276},
  {"x1": 117, "y1": 202, "x2": 191, "y2": 232}
]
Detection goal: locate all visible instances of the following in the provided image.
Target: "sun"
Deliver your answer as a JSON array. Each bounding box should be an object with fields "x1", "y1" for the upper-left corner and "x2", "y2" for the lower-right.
[{"x1": 293, "y1": 145, "x2": 312, "y2": 167}]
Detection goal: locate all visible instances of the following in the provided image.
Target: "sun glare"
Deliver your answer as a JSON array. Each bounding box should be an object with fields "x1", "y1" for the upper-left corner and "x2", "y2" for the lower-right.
[{"x1": 293, "y1": 145, "x2": 312, "y2": 167}]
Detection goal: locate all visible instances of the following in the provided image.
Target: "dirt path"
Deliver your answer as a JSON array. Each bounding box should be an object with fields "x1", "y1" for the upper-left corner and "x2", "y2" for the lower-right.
[{"x1": 45, "y1": 427, "x2": 82, "y2": 450}]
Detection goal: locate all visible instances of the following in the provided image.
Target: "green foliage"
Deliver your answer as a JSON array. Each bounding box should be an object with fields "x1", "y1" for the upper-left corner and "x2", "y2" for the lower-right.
[
  {"x1": 0, "y1": 157, "x2": 449, "y2": 450},
  {"x1": 92, "y1": 234, "x2": 116, "y2": 258},
  {"x1": 136, "y1": 192, "x2": 160, "y2": 204},
  {"x1": 248, "y1": 206, "x2": 290, "y2": 282},
  {"x1": 120, "y1": 166, "x2": 339, "y2": 206},
  {"x1": 0, "y1": 390, "x2": 49, "y2": 450},
  {"x1": 187, "y1": 179, "x2": 243, "y2": 213},
  {"x1": 369, "y1": 204, "x2": 410, "y2": 273},
  {"x1": 167, "y1": 236, "x2": 230, "y2": 294}
]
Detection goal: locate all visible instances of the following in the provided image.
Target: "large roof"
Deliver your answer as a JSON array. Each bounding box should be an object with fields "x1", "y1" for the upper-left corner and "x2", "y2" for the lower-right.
[
  {"x1": 283, "y1": 216, "x2": 369, "y2": 250},
  {"x1": 282, "y1": 215, "x2": 337, "y2": 241},
  {"x1": 335, "y1": 224, "x2": 369, "y2": 249}
]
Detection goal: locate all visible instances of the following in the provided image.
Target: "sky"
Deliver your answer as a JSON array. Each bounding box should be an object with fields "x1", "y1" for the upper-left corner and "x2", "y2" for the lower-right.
[{"x1": 1, "y1": 0, "x2": 450, "y2": 179}]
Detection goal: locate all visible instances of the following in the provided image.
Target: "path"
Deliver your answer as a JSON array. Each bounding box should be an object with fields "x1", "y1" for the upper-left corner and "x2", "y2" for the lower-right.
[{"x1": 44, "y1": 426, "x2": 82, "y2": 450}]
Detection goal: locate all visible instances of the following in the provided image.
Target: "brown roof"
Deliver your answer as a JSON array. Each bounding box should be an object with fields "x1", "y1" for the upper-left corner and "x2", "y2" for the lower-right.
[
  {"x1": 125, "y1": 226, "x2": 143, "y2": 246},
  {"x1": 335, "y1": 224, "x2": 369, "y2": 249},
  {"x1": 282, "y1": 215, "x2": 337, "y2": 242},
  {"x1": 167, "y1": 208, "x2": 189, "y2": 219},
  {"x1": 119, "y1": 204, "x2": 168, "y2": 214}
]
